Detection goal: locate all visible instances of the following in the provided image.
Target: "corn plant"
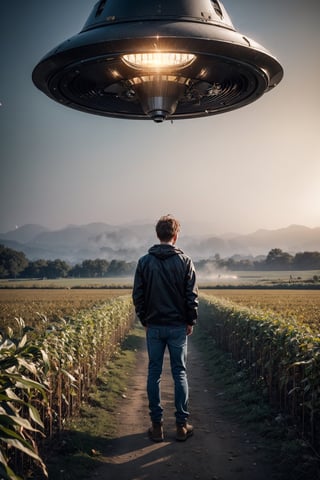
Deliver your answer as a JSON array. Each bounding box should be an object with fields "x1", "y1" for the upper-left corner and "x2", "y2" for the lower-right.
[
  {"x1": 40, "y1": 296, "x2": 135, "y2": 432},
  {"x1": 0, "y1": 295, "x2": 134, "y2": 479},
  {"x1": 0, "y1": 318, "x2": 49, "y2": 479},
  {"x1": 201, "y1": 289, "x2": 320, "y2": 332},
  {"x1": 199, "y1": 294, "x2": 320, "y2": 452}
]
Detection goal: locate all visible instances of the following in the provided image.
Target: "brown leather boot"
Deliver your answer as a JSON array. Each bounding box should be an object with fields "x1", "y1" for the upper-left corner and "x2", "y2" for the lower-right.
[
  {"x1": 148, "y1": 422, "x2": 164, "y2": 442},
  {"x1": 176, "y1": 422, "x2": 194, "y2": 441}
]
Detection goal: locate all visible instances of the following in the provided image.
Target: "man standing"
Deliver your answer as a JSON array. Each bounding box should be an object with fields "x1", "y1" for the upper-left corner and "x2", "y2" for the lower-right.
[{"x1": 132, "y1": 215, "x2": 198, "y2": 442}]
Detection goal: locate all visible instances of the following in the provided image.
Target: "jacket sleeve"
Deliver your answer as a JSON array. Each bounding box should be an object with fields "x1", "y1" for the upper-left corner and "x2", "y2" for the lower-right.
[
  {"x1": 185, "y1": 258, "x2": 198, "y2": 325},
  {"x1": 132, "y1": 260, "x2": 147, "y2": 326}
]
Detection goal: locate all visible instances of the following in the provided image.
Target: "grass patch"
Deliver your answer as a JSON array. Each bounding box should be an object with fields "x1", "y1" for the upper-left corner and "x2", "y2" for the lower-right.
[
  {"x1": 193, "y1": 327, "x2": 320, "y2": 480},
  {"x1": 42, "y1": 322, "x2": 145, "y2": 480}
]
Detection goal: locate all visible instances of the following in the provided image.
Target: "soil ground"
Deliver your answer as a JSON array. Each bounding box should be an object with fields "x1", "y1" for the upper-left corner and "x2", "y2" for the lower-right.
[{"x1": 92, "y1": 337, "x2": 275, "y2": 480}]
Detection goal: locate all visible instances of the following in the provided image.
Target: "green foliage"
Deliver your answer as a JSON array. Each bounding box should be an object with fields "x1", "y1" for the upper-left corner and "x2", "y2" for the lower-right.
[
  {"x1": 71, "y1": 259, "x2": 109, "y2": 278},
  {"x1": 42, "y1": 259, "x2": 71, "y2": 279},
  {"x1": 46, "y1": 325, "x2": 145, "y2": 479},
  {"x1": 22, "y1": 259, "x2": 49, "y2": 279},
  {"x1": 0, "y1": 245, "x2": 28, "y2": 279},
  {"x1": 70, "y1": 259, "x2": 136, "y2": 278},
  {"x1": 38, "y1": 296, "x2": 135, "y2": 433},
  {"x1": 0, "y1": 318, "x2": 49, "y2": 479},
  {"x1": 193, "y1": 326, "x2": 320, "y2": 480},
  {"x1": 265, "y1": 248, "x2": 293, "y2": 269},
  {"x1": 195, "y1": 249, "x2": 320, "y2": 272},
  {"x1": 199, "y1": 294, "x2": 320, "y2": 453},
  {"x1": 0, "y1": 296, "x2": 135, "y2": 479},
  {"x1": 294, "y1": 252, "x2": 320, "y2": 269},
  {"x1": 2, "y1": 243, "x2": 320, "y2": 281}
]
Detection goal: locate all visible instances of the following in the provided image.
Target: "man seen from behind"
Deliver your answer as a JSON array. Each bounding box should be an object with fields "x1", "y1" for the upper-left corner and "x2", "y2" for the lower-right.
[{"x1": 132, "y1": 214, "x2": 198, "y2": 442}]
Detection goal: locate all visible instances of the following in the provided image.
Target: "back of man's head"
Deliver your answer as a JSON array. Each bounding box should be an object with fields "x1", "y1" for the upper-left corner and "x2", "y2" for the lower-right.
[{"x1": 156, "y1": 215, "x2": 181, "y2": 242}]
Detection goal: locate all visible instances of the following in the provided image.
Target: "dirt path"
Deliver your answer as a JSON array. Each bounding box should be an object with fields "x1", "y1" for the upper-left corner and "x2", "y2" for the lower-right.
[{"x1": 94, "y1": 337, "x2": 274, "y2": 480}]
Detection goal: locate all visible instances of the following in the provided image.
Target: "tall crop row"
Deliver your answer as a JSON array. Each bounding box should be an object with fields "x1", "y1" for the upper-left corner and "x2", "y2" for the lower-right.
[
  {"x1": 0, "y1": 296, "x2": 134, "y2": 479},
  {"x1": 199, "y1": 294, "x2": 320, "y2": 452}
]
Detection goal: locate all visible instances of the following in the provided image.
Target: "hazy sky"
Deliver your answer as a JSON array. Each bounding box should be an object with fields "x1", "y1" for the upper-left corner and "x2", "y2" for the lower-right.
[{"x1": 1, "y1": 0, "x2": 319, "y2": 235}]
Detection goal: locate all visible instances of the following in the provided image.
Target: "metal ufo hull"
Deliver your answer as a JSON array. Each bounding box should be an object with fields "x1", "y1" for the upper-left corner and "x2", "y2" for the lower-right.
[{"x1": 32, "y1": 0, "x2": 283, "y2": 122}]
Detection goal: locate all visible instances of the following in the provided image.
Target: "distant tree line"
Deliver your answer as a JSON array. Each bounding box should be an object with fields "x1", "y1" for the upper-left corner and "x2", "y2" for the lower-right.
[
  {"x1": 196, "y1": 249, "x2": 320, "y2": 272},
  {"x1": 0, "y1": 245, "x2": 136, "y2": 279},
  {"x1": 1, "y1": 244, "x2": 320, "y2": 279}
]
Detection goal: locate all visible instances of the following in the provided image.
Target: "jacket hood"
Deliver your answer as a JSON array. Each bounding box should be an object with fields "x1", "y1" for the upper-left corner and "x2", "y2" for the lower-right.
[{"x1": 148, "y1": 244, "x2": 184, "y2": 260}]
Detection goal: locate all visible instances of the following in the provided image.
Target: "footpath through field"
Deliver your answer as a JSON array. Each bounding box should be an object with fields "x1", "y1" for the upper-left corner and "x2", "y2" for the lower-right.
[{"x1": 93, "y1": 336, "x2": 274, "y2": 480}]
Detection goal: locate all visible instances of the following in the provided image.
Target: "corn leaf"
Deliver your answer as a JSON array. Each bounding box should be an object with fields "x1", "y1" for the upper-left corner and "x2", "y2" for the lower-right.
[
  {"x1": 0, "y1": 450, "x2": 23, "y2": 480},
  {"x1": 0, "y1": 413, "x2": 40, "y2": 433},
  {"x1": 28, "y1": 403, "x2": 45, "y2": 429}
]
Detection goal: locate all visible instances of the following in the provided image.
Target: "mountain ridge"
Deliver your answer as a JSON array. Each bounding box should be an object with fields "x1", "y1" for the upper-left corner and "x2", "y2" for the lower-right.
[{"x1": 0, "y1": 223, "x2": 319, "y2": 262}]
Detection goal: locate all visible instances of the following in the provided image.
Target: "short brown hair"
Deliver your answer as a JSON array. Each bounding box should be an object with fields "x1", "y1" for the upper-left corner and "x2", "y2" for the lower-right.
[{"x1": 155, "y1": 215, "x2": 181, "y2": 242}]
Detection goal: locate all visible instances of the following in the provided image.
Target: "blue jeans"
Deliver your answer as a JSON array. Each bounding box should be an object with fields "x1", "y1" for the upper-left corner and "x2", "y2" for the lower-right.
[{"x1": 146, "y1": 325, "x2": 189, "y2": 425}]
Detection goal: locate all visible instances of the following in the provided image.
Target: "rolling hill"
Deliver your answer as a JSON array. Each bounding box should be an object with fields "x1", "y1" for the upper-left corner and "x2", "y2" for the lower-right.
[{"x1": 0, "y1": 223, "x2": 319, "y2": 262}]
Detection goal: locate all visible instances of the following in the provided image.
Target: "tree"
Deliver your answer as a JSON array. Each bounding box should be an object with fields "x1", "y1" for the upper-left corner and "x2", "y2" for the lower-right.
[
  {"x1": 22, "y1": 259, "x2": 48, "y2": 278},
  {"x1": 107, "y1": 259, "x2": 136, "y2": 276},
  {"x1": 43, "y1": 259, "x2": 71, "y2": 279},
  {"x1": 0, "y1": 244, "x2": 28, "y2": 278},
  {"x1": 69, "y1": 263, "x2": 83, "y2": 278},
  {"x1": 70, "y1": 259, "x2": 110, "y2": 277},
  {"x1": 293, "y1": 252, "x2": 320, "y2": 270},
  {"x1": 265, "y1": 248, "x2": 293, "y2": 270},
  {"x1": 80, "y1": 259, "x2": 96, "y2": 277},
  {"x1": 93, "y1": 259, "x2": 109, "y2": 277}
]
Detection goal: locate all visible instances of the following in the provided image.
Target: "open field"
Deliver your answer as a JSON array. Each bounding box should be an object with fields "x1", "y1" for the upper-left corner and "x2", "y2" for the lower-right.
[
  {"x1": 0, "y1": 288, "x2": 131, "y2": 328},
  {"x1": 0, "y1": 294, "x2": 134, "y2": 479},
  {"x1": 1, "y1": 270, "x2": 319, "y2": 290},
  {"x1": 197, "y1": 269, "x2": 320, "y2": 286},
  {"x1": 201, "y1": 289, "x2": 320, "y2": 331},
  {"x1": 1, "y1": 283, "x2": 319, "y2": 333},
  {"x1": 1, "y1": 283, "x2": 319, "y2": 477},
  {"x1": 0, "y1": 270, "x2": 318, "y2": 330},
  {"x1": 199, "y1": 295, "x2": 320, "y2": 458},
  {"x1": 0, "y1": 277, "x2": 133, "y2": 289}
]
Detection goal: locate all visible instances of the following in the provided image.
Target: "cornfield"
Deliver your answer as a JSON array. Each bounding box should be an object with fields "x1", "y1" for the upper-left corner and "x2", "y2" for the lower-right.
[
  {"x1": 201, "y1": 289, "x2": 320, "y2": 332},
  {"x1": 2, "y1": 287, "x2": 319, "y2": 476},
  {"x1": 199, "y1": 293, "x2": 320, "y2": 452},
  {"x1": 0, "y1": 288, "x2": 131, "y2": 330},
  {"x1": 0, "y1": 295, "x2": 134, "y2": 479}
]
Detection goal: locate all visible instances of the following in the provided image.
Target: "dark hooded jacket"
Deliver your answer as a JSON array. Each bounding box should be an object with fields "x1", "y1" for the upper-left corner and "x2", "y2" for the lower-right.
[{"x1": 132, "y1": 244, "x2": 198, "y2": 327}]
